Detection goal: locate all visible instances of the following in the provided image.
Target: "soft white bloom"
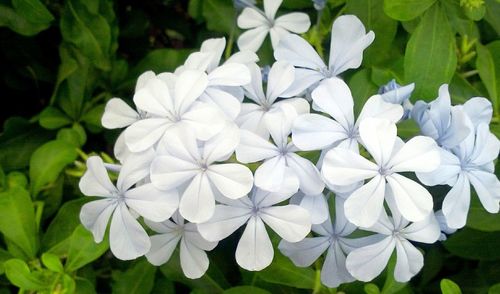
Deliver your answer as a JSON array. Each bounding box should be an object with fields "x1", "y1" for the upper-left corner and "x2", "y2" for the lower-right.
[
  {"x1": 237, "y1": 0, "x2": 310, "y2": 52},
  {"x1": 151, "y1": 125, "x2": 254, "y2": 223},
  {"x1": 177, "y1": 37, "x2": 257, "y2": 120},
  {"x1": 146, "y1": 212, "x2": 217, "y2": 279},
  {"x1": 292, "y1": 77, "x2": 403, "y2": 157},
  {"x1": 417, "y1": 119, "x2": 500, "y2": 229},
  {"x1": 197, "y1": 188, "x2": 311, "y2": 271},
  {"x1": 322, "y1": 118, "x2": 440, "y2": 227},
  {"x1": 236, "y1": 106, "x2": 324, "y2": 195},
  {"x1": 435, "y1": 210, "x2": 456, "y2": 241},
  {"x1": 124, "y1": 70, "x2": 226, "y2": 152},
  {"x1": 280, "y1": 197, "x2": 366, "y2": 287},
  {"x1": 236, "y1": 61, "x2": 310, "y2": 139},
  {"x1": 79, "y1": 155, "x2": 179, "y2": 260},
  {"x1": 345, "y1": 196, "x2": 441, "y2": 282},
  {"x1": 290, "y1": 192, "x2": 329, "y2": 224},
  {"x1": 275, "y1": 15, "x2": 374, "y2": 93}
]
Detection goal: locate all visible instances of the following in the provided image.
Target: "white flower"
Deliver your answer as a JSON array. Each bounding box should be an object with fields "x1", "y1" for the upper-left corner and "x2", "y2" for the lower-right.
[
  {"x1": 150, "y1": 125, "x2": 254, "y2": 223},
  {"x1": 145, "y1": 212, "x2": 217, "y2": 279},
  {"x1": 236, "y1": 61, "x2": 310, "y2": 139},
  {"x1": 292, "y1": 77, "x2": 403, "y2": 158},
  {"x1": 322, "y1": 118, "x2": 440, "y2": 227},
  {"x1": 123, "y1": 70, "x2": 227, "y2": 152},
  {"x1": 177, "y1": 37, "x2": 257, "y2": 120},
  {"x1": 237, "y1": 0, "x2": 310, "y2": 52},
  {"x1": 289, "y1": 192, "x2": 329, "y2": 225},
  {"x1": 345, "y1": 196, "x2": 440, "y2": 282},
  {"x1": 197, "y1": 188, "x2": 311, "y2": 271},
  {"x1": 279, "y1": 197, "x2": 367, "y2": 287},
  {"x1": 275, "y1": 15, "x2": 374, "y2": 93},
  {"x1": 79, "y1": 155, "x2": 179, "y2": 260},
  {"x1": 236, "y1": 105, "x2": 324, "y2": 195}
]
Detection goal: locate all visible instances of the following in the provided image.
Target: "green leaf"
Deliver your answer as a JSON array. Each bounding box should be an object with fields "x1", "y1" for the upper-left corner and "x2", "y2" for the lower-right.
[
  {"x1": 112, "y1": 258, "x2": 156, "y2": 294},
  {"x1": 484, "y1": 0, "x2": 500, "y2": 36},
  {"x1": 223, "y1": 286, "x2": 271, "y2": 294},
  {"x1": 0, "y1": 4, "x2": 50, "y2": 36},
  {"x1": 75, "y1": 277, "x2": 97, "y2": 294},
  {"x1": 489, "y1": 283, "x2": 500, "y2": 294},
  {"x1": 0, "y1": 249, "x2": 13, "y2": 275},
  {"x1": 463, "y1": 3, "x2": 485, "y2": 21},
  {"x1": 129, "y1": 48, "x2": 193, "y2": 81},
  {"x1": 4, "y1": 259, "x2": 50, "y2": 291},
  {"x1": 0, "y1": 117, "x2": 52, "y2": 171},
  {"x1": 39, "y1": 106, "x2": 73, "y2": 130},
  {"x1": 81, "y1": 104, "x2": 105, "y2": 132},
  {"x1": 404, "y1": 4, "x2": 457, "y2": 100},
  {"x1": 65, "y1": 225, "x2": 109, "y2": 272},
  {"x1": 29, "y1": 140, "x2": 77, "y2": 196},
  {"x1": 41, "y1": 253, "x2": 64, "y2": 273},
  {"x1": 397, "y1": 119, "x2": 421, "y2": 139},
  {"x1": 383, "y1": 0, "x2": 437, "y2": 21},
  {"x1": 0, "y1": 186, "x2": 38, "y2": 259},
  {"x1": 449, "y1": 74, "x2": 483, "y2": 104},
  {"x1": 444, "y1": 228, "x2": 500, "y2": 260},
  {"x1": 365, "y1": 283, "x2": 381, "y2": 294},
  {"x1": 440, "y1": 279, "x2": 462, "y2": 294},
  {"x1": 256, "y1": 252, "x2": 316, "y2": 289},
  {"x1": 57, "y1": 124, "x2": 87, "y2": 147},
  {"x1": 466, "y1": 196, "x2": 500, "y2": 232},
  {"x1": 12, "y1": 0, "x2": 54, "y2": 24},
  {"x1": 348, "y1": 69, "x2": 378, "y2": 116},
  {"x1": 382, "y1": 254, "x2": 407, "y2": 294},
  {"x1": 346, "y1": 0, "x2": 398, "y2": 66},
  {"x1": 202, "y1": 0, "x2": 236, "y2": 34},
  {"x1": 188, "y1": 0, "x2": 204, "y2": 22},
  {"x1": 476, "y1": 41, "x2": 500, "y2": 118}
]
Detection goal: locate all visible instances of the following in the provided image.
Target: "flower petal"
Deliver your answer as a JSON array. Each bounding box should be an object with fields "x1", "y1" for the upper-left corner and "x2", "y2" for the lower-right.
[
  {"x1": 394, "y1": 239, "x2": 423, "y2": 282},
  {"x1": 401, "y1": 213, "x2": 440, "y2": 244},
  {"x1": 292, "y1": 114, "x2": 347, "y2": 151},
  {"x1": 266, "y1": 61, "x2": 295, "y2": 103},
  {"x1": 207, "y1": 163, "x2": 254, "y2": 199},
  {"x1": 264, "y1": 0, "x2": 281, "y2": 20},
  {"x1": 236, "y1": 130, "x2": 279, "y2": 163},
  {"x1": 345, "y1": 236, "x2": 395, "y2": 282},
  {"x1": 200, "y1": 87, "x2": 242, "y2": 120},
  {"x1": 311, "y1": 77, "x2": 354, "y2": 130},
  {"x1": 235, "y1": 216, "x2": 274, "y2": 271},
  {"x1": 274, "y1": 34, "x2": 326, "y2": 70},
  {"x1": 150, "y1": 155, "x2": 199, "y2": 191},
  {"x1": 237, "y1": 7, "x2": 268, "y2": 29},
  {"x1": 133, "y1": 78, "x2": 174, "y2": 117},
  {"x1": 386, "y1": 174, "x2": 433, "y2": 223},
  {"x1": 463, "y1": 97, "x2": 493, "y2": 127},
  {"x1": 468, "y1": 170, "x2": 500, "y2": 213},
  {"x1": 236, "y1": 104, "x2": 268, "y2": 138},
  {"x1": 278, "y1": 237, "x2": 330, "y2": 267},
  {"x1": 237, "y1": 26, "x2": 269, "y2": 52},
  {"x1": 344, "y1": 175, "x2": 386, "y2": 227},
  {"x1": 101, "y1": 98, "x2": 139, "y2": 129},
  {"x1": 79, "y1": 156, "x2": 117, "y2": 197},
  {"x1": 174, "y1": 70, "x2": 209, "y2": 114},
  {"x1": 124, "y1": 118, "x2": 171, "y2": 152},
  {"x1": 388, "y1": 136, "x2": 440, "y2": 173},
  {"x1": 275, "y1": 12, "x2": 311, "y2": 33},
  {"x1": 356, "y1": 95, "x2": 403, "y2": 125},
  {"x1": 179, "y1": 173, "x2": 216, "y2": 223},
  {"x1": 125, "y1": 183, "x2": 179, "y2": 222},
  {"x1": 80, "y1": 199, "x2": 116, "y2": 243},
  {"x1": 180, "y1": 102, "x2": 227, "y2": 141},
  {"x1": 255, "y1": 156, "x2": 299, "y2": 193},
  {"x1": 260, "y1": 205, "x2": 311, "y2": 242},
  {"x1": 197, "y1": 204, "x2": 252, "y2": 242},
  {"x1": 359, "y1": 118, "x2": 397, "y2": 166},
  {"x1": 416, "y1": 148, "x2": 461, "y2": 186},
  {"x1": 286, "y1": 153, "x2": 325, "y2": 195},
  {"x1": 180, "y1": 237, "x2": 210, "y2": 279},
  {"x1": 442, "y1": 173, "x2": 471, "y2": 229},
  {"x1": 208, "y1": 63, "x2": 251, "y2": 86},
  {"x1": 202, "y1": 123, "x2": 240, "y2": 163},
  {"x1": 145, "y1": 232, "x2": 182, "y2": 266},
  {"x1": 321, "y1": 242, "x2": 355, "y2": 287},
  {"x1": 299, "y1": 193, "x2": 329, "y2": 225}
]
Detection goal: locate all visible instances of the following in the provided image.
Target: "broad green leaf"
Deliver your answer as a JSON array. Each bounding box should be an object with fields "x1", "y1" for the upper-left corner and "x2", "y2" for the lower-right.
[
  {"x1": 476, "y1": 41, "x2": 500, "y2": 118},
  {"x1": 444, "y1": 228, "x2": 500, "y2": 260},
  {"x1": 256, "y1": 252, "x2": 316, "y2": 289},
  {"x1": 404, "y1": 4, "x2": 457, "y2": 100},
  {"x1": 6, "y1": 171, "x2": 28, "y2": 190},
  {"x1": 449, "y1": 74, "x2": 483, "y2": 105},
  {"x1": 348, "y1": 69, "x2": 378, "y2": 116},
  {"x1": 188, "y1": 0, "x2": 204, "y2": 22},
  {"x1": 29, "y1": 139, "x2": 77, "y2": 196},
  {"x1": 383, "y1": 0, "x2": 436, "y2": 21},
  {"x1": 0, "y1": 117, "x2": 52, "y2": 171},
  {"x1": 12, "y1": 0, "x2": 54, "y2": 24},
  {"x1": 112, "y1": 258, "x2": 156, "y2": 294},
  {"x1": 4, "y1": 259, "x2": 50, "y2": 291},
  {"x1": 382, "y1": 254, "x2": 407, "y2": 294},
  {"x1": 39, "y1": 106, "x2": 73, "y2": 130},
  {"x1": 466, "y1": 196, "x2": 500, "y2": 232},
  {"x1": 397, "y1": 118, "x2": 421, "y2": 139},
  {"x1": 484, "y1": 0, "x2": 500, "y2": 35},
  {"x1": 203, "y1": 0, "x2": 236, "y2": 34},
  {"x1": 0, "y1": 186, "x2": 38, "y2": 259},
  {"x1": 0, "y1": 4, "x2": 49, "y2": 36},
  {"x1": 0, "y1": 249, "x2": 13, "y2": 275},
  {"x1": 282, "y1": 0, "x2": 312, "y2": 9},
  {"x1": 365, "y1": 283, "x2": 381, "y2": 294},
  {"x1": 65, "y1": 225, "x2": 109, "y2": 272},
  {"x1": 346, "y1": 0, "x2": 398, "y2": 66},
  {"x1": 81, "y1": 104, "x2": 105, "y2": 132},
  {"x1": 57, "y1": 124, "x2": 87, "y2": 148},
  {"x1": 75, "y1": 278, "x2": 96, "y2": 294},
  {"x1": 41, "y1": 253, "x2": 64, "y2": 273},
  {"x1": 441, "y1": 279, "x2": 462, "y2": 294},
  {"x1": 224, "y1": 286, "x2": 271, "y2": 294},
  {"x1": 462, "y1": 3, "x2": 485, "y2": 21}
]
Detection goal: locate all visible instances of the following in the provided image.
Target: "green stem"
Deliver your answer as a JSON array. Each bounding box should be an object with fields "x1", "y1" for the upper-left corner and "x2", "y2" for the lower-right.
[
  {"x1": 33, "y1": 201, "x2": 44, "y2": 232},
  {"x1": 460, "y1": 69, "x2": 479, "y2": 78}
]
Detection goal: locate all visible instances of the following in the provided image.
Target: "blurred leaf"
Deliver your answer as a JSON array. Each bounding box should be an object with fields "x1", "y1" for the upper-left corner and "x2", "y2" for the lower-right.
[
  {"x1": 382, "y1": 254, "x2": 407, "y2": 294},
  {"x1": 383, "y1": 0, "x2": 436, "y2": 21},
  {"x1": 75, "y1": 277, "x2": 96, "y2": 294},
  {"x1": 188, "y1": 0, "x2": 204, "y2": 22},
  {"x1": 12, "y1": 0, "x2": 54, "y2": 24},
  {"x1": 484, "y1": 0, "x2": 500, "y2": 35},
  {"x1": 65, "y1": 225, "x2": 109, "y2": 272},
  {"x1": 449, "y1": 74, "x2": 483, "y2": 104},
  {"x1": 0, "y1": 249, "x2": 13, "y2": 275},
  {"x1": 57, "y1": 124, "x2": 87, "y2": 147},
  {"x1": 4, "y1": 259, "x2": 50, "y2": 291},
  {"x1": 444, "y1": 228, "x2": 500, "y2": 260},
  {"x1": 397, "y1": 118, "x2": 420, "y2": 139},
  {"x1": 39, "y1": 106, "x2": 73, "y2": 130},
  {"x1": 466, "y1": 196, "x2": 500, "y2": 232},
  {"x1": 81, "y1": 104, "x2": 105, "y2": 131},
  {"x1": 348, "y1": 69, "x2": 378, "y2": 116},
  {"x1": 463, "y1": 3, "x2": 485, "y2": 21},
  {"x1": 0, "y1": 4, "x2": 50, "y2": 36},
  {"x1": 224, "y1": 286, "x2": 271, "y2": 294},
  {"x1": 476, "y1": 41, "x2": 500, "y2": 118},
  {"x1": 404, "y1": 4, "x2": 457, "y2": 100},
  {"x1": 203, "y1": 0, "x2": 235, "y2": 34},
  {"x1": 0, "y1": 117, "x2": 52, "y2": 171},
  {"x1": 365, "y1": 283, "x2": 381, "y2": 294},
  {"x1": 29, "y1": 139, "x2": 77, "y2": 196},
  {"x1": 489, "y1": 283, "x2": 500, "y2": 294},
  {"x1": 112, "y1": 258, "x2": 156, "y2": 294},
  {"x1": 256, "y1": 252, "x2": 316, "y2": 289},
  {"x1": 440, "y1": 279, "x2": 462, "y2": 294},
  {"x1": 0, "y1": 186, "x2": 38, "y2": 259},
  {"x1": 41, "y1": 253, "x2": 64, "y2": 273}
]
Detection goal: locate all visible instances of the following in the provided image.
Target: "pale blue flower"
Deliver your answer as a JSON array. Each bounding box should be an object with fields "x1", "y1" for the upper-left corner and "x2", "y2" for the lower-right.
[
  {"x1": 312, "y1": 0, "x2": 326, "y2": 10},
  {"x1": 378, "y1": 79, "x2": 415, "y2": 119}
]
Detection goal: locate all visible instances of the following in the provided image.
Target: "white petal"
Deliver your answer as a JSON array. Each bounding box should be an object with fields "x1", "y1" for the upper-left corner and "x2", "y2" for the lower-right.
[
  {"x1": 135, "y1": 71, "x2": 156, "y2": 92},
  {"x1": 180, "y1": 102, "x2": 226, "y2": 141},
  {"x1": 442, "y1": 173, "x2": 471, "y2": 229},
  {"x1": 207, "y1": 164, "x2": 253, "y2": 199},
  {"x1": 386, "y1": 174, "x2": 433, "y2": 222},
  {"x1": 388, "y1": 136, "x2": 440, "y2": 173},
  {"x1": 470, "y1": 123, "x2": 500, "y2": 166},
  {"x1": 80, "y1": 199, "x2": 116, "y2": 243},
  {"x1": 278, "y1": 237, "x2": 330, "y2": 267},
  {"x1": 237, "y1": 7, "x2": 268, "y2": 29},
  {"x1": 359, "y1": 118, "x2": 396, "y2": 165},
  {"x1": 299, "y1": 193, "x2": 329, "y2": 224},
  {"x1": 133, "y1": 78, "x2": 174, "y2": 117},
  {"x1": 175, "y1": 70, "x2": 209, "y2": 114},
  {"x1": 321, "y1": 242, "x2": 355, "y2": 287},
  {"x1": 328, "y1": 15, "x2": 375, "y2": 75},
  {"x1": 269, "y1": 26, "x2": 290, "y2": 51},
  {"x1": 200, "y1": 87, "x2": 242, "y2": 120},
  {"x1": 225, "y1": 50, "x2": 259, "y2": 64},
  {"x1": 101, "y1": 98, "x2": 139, "y2": 129},
  {"x1": 274, "y1": 34, "x2": 326, "y2": 70},
  {"x1": 252, "y1": 187, "x2": 296, "y2": 208},
  {"x1": 274, "y1": 98, "x2": 310, "y2": 114},
  {"x1": 264, "y1": 104, "x2": 297, "y2": 148},
  {"x1": 182, "y1": 52, "x2": 213, "y2": 72},
  {"x1": 292, "y1": 114, "x2": 346, "y2": 151},
  {"x1": 110, "y1": 203, "x2": 151, "y2": 260},
  {"x1": 200, "y1": 37, "x2": 226, "y2": 71},
  {"x1": 394, "y1": 239, "x2": 423, "y2": 282},
  {"x1": 208, "y1": 63, "x2": 251, "y2": 86},
  {"x1": 79, "y1": 156, "x2": 117, "y2": 197},
  {"x1": 146, "y1": 233, "x2": 182, "y2": 266},
  {"x1": 401, "y1": 213, "x2": 440, "y2": 244},
  {"x1": 266, "y1": 61, "x2": 295, "y2": 103},
  {"x1": 145, "y1": 218, "x2": 179, "y2": 234},
  {"x1": 345, "y1": 236, "x2": 395, "y2": 282},
  {"x1": 179, "y1": 173, "x2": 215, "y2": 223},
  {"x1": 236, "y1": 129, "x2": 279, "y2": 163},
  {"x1": 235, "y1": 216, "x2": 274, "y2": 271},
  {"x1": 280, "y1": 67, "x2": 324, "y2": 97},
  {"x1": 150, "y1": 155, "x2": 199, "y2": 191},
  {"x1": 344, "y1": 175, "x2": 386, "y2": 227},
  {"x1": 125, "y1": 183, "x2": 179, "y2": 222},
  {"x1": 116, "y1": 148, "x2": 155, "y2": 191},
  {"x1": 356, "y1": 95, "x2": 403, "y2": 125},
  {"x1": 236, "y1": 104, "x2": 268, "y2": 138},
  {"x1": 124, "y1": 118, "x2": 170, "y2": 152},
  {"x1": 416, "y1": 148, "x2": 461, "y2": 186},
  {"x1": 243, "y1": 63, "x2": 266, "y2": 104},
  {"x1": 255, "y1": 156, "x2": 299, "y2": 193},
  {"x1": 286, "y1": 153, "x2": 325, "y2": 195},
  {"x1": 463, "y1": 97, "x2": 493, "y2": 127},
  {"x1": 197, "y1": 205, "x2": 252, "y2": 242},
  {"x1": 321, "y1": 147, "x2": 379, "y2": 186},
  {"x1": 275, "y1": 12, "x2": 311, "y2": 33},
  {"x1": 202, "y1": 123, "x2": 240, "y2": 163},
  {"x1": 237, "y1": 26, "x2": 269, "y2": 52},
  {"x1": 179, "y1": 238, "x2": 210, "y2": 279},
  {"x1": 260, "y1": 205, "x2": 311, "y2": 242},
  {"x1": 184, "y1": 223, "x2": 218, "y2": 251},
  {"x1": 264, "y1": 0, "x2": 281, "y2": 20},
  {"x1": 468, "y1": 170, "x2": 500, "y2": 213},
  {"x1": 311, "y1": 77, "x2": 354, "y2": 130}
]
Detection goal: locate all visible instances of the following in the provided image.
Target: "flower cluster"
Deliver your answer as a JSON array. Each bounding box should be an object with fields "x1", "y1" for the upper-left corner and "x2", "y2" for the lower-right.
[{"x1": 79, "y1": 0, "x2": 500, "y2": 285}]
